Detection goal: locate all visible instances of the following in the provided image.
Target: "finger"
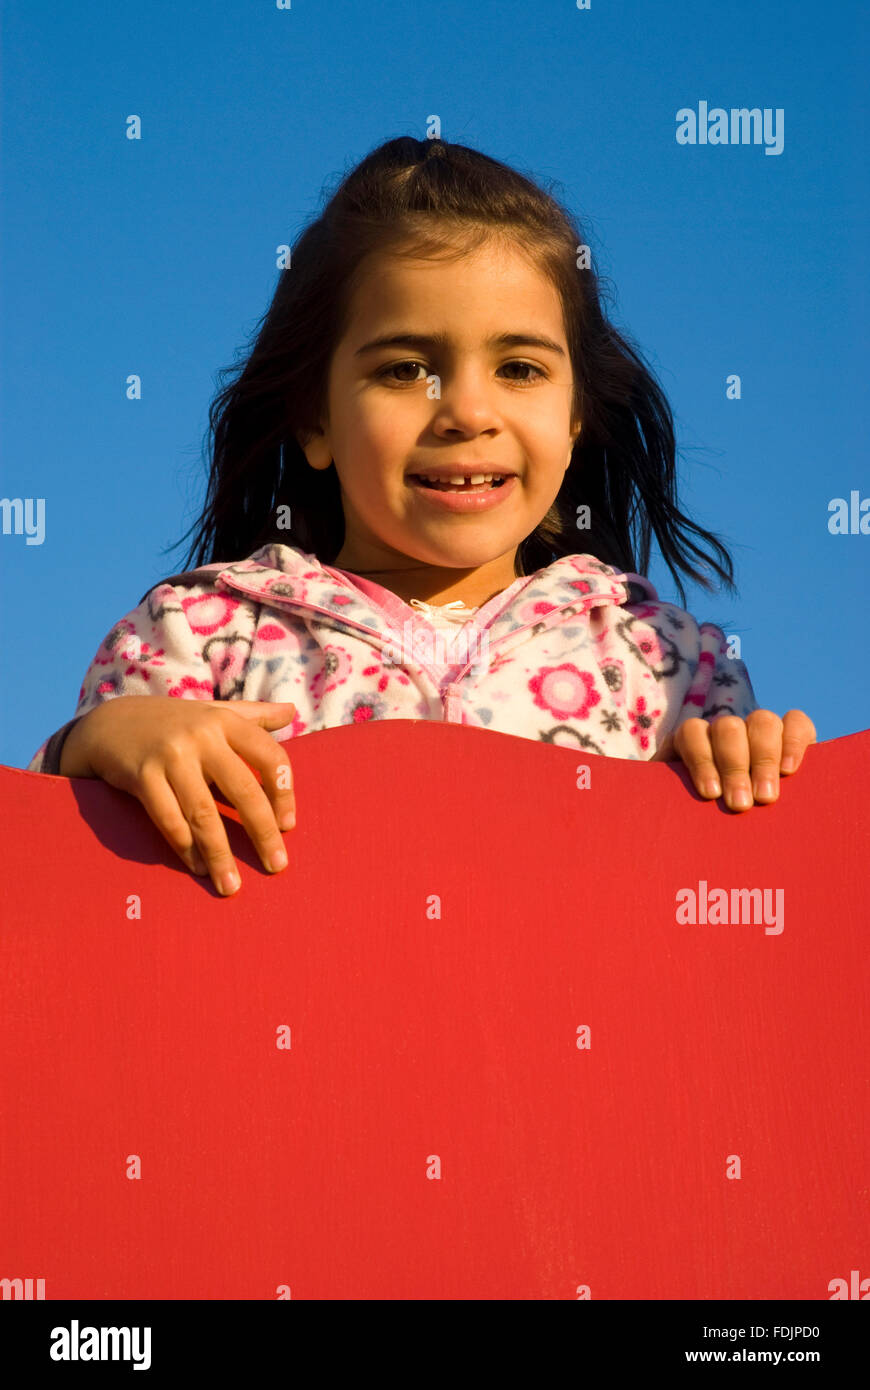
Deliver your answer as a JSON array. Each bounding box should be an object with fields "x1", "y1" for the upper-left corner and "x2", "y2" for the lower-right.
[
  {"x1": 667, "y1": 718, "x2": 722, "y2": 798},
  {"x1": 161, "y1": 753, "x2": 249, "y2": 895},
  {"x1": 135, "y1": 765, "x2": 214, "y2": 881},
  {"x1": 219, "y1": 700, "x2": 297, "y2": 726},
  {"x1": 220, "y1": 714, "x2": 297, "y2": 831},
  {"x1": 780, "y1": 709, "x2": 817, "y2": 774},
  {"x1": 196, "y1": 738, "x2": 293, "y2": 884},
  {"x1": 743, "y1": 708, "x2": 785, "y2": 803},
  {"x1": 708, "y1": 714, "x2": 756, "y2": 811}
]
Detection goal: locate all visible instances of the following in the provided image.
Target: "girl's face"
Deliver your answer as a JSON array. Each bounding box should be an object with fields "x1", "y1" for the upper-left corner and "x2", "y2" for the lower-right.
[{"x1": 298, "y1": 237, "x2": 581, "y2": 583}]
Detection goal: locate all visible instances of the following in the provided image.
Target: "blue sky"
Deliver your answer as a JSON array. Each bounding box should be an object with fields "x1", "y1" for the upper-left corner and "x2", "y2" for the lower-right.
[{"x1": 1, "y1": 0, "x2": 867, "y2": 769}]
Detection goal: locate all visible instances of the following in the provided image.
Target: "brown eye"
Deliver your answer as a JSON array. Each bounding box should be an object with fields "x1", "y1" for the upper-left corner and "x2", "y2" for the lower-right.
[
  {"x1": 378, "y1": 359, "x2": 546, "y2": 384},
  {"x1": 379, "y1": 361, "x2": 426, "y2": 382},
  {"x1": 500, "y1": 361, "x2": 546, "y2": 381}
]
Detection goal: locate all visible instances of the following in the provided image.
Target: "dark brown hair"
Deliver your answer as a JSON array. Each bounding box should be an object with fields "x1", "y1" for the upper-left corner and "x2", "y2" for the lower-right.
[{"x1": 169, "y1": 135, "x2": 737, "y2": 605}]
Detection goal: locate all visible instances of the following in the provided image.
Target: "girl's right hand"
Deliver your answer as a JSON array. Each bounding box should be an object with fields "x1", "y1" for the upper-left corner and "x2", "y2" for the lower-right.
[{"x1": 59, "y1": 696, "x2": 298, "y2": 896}]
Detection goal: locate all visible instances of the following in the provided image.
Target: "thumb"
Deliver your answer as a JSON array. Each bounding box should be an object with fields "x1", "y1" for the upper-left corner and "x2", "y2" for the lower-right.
[{"x1": 226, "y1": 700, "x2": 297, "y2": 727}]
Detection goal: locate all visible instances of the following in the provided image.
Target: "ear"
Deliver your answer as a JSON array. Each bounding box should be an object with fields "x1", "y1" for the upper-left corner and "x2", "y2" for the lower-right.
[
  {"x1": 566, "y1": 419, "x2": 582, "y2": 468},
  {"x1": 296, "y1": 425, "x2": 333, "y2": 472}
]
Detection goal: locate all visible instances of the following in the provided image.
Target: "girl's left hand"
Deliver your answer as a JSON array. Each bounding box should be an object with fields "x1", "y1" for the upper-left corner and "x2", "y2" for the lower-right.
[{"x1": 652, "y1": 709, "x2": 817, "y2": 812}]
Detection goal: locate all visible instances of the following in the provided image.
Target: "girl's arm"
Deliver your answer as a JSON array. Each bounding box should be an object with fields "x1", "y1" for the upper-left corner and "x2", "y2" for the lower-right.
[
  {"x1": 25, "y1": 579, "x2": 250, "y2": 775},
  {"x1": 24, "y1": 580, "x2": 297, "y2": 894}
]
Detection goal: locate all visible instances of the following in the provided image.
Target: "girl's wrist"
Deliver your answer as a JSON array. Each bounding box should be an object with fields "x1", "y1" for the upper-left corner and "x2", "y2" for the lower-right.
[{"x1": 58, "y1": 709, "x2": 99, "y2": 778}]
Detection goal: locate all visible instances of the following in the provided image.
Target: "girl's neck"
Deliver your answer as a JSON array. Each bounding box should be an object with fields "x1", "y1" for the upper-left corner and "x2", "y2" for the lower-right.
[{"x1": 331, "y1": 551, "x2": 522, "y2": 611}]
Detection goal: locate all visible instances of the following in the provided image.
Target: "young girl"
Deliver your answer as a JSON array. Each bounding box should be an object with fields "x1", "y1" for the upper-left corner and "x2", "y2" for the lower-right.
[{"x1": 26, "y1": 136, "x2": 815, "y2": 897}]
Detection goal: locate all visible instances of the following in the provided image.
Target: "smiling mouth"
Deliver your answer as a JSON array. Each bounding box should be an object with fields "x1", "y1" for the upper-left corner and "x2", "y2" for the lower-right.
[{"x1": 408, "y1": 475, "x2": 509, "y2": 492}]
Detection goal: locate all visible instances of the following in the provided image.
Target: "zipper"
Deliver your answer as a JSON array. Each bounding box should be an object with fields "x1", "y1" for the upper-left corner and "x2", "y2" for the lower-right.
[{"x1": 218, "y1": 572, "x2": 619, "y2": 726}]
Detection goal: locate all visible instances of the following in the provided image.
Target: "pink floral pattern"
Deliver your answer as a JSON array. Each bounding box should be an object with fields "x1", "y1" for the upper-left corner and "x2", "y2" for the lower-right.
[
  {"x1": 26, "y1": 543, "x2": 759, "y2": 774},
  {"x1": 528, "y1": 664, "x2": 601, "y2": 721}
]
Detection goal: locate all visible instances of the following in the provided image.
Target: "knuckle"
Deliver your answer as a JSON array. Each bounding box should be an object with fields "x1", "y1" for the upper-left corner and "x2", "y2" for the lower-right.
[
  {"x1": 161, "y1": 736, "x2": 199, "y2": 768},
  {"x1": 692, "y1": 763, "x2": 721, "y2": 788},
  {"x1": 745, "y1": 708, "x2": 782, "y2": 733},
  {"x1": 706, "y1": 746, "x2": 743, "y2": 776},
  {"x1": 185, "y1": 798, "x2": 219, "y2": 833},
  {"x1": 692, "y1": 752, "x2": 719, "y2": 773},
  {"x1": 751, "y1": 751, "x2": 781, "y2": 770},
  {"x1": 160, "y1": 815, "x2": 194, "y2": 850},
  {"x1": 138, "y1": 756, "x2": 164, "y2": 784},
  {"x1": 237, "y1": 760, "x2": 260, "y2": 789},
  {"x1": 709, "y1": 714, "x2": 745, "y2": 737},
  {"x1": 253, "y1": 812, "x2": 285, "y2": 856}
]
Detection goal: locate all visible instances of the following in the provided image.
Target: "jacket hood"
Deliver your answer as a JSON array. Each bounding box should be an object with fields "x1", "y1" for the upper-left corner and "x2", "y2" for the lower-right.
[{"x1": 151, "y1": 543, "x2": 660, "y2": 651}]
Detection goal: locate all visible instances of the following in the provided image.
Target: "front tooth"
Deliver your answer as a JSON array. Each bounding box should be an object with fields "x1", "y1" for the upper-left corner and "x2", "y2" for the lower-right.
[{"x1": 422, "y1": 474, "x2": 492, "y2": 485}]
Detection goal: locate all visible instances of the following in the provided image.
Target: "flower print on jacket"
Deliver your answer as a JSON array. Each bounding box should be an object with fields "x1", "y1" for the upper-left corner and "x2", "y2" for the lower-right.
[
  {"x1": 26, "y1": 543, "x2": 759, "y2": 775},
  {"x1": 528, "y1": 664, "x2": 601, "y2": 722}
]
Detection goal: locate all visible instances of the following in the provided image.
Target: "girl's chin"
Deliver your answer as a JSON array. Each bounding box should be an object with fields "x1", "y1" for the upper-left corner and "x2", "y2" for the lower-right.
[
  {"x1": 345, "y1": 507, "x2": 528, "y2": 571},
  {"x1": 403, "y1": 540, "x2": 522, "y2": 572}
]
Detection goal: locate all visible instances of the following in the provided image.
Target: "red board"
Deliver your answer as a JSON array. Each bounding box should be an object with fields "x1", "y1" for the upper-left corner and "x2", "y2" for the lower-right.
[{"x1": 1, "y1": 721, "x2": 868, "y2": 1300}]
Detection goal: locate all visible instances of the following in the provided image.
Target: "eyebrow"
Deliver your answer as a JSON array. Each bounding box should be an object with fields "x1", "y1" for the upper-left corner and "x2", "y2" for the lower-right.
[{"x1": 353, "y1": 331, "x2": 567, "y2": 358}]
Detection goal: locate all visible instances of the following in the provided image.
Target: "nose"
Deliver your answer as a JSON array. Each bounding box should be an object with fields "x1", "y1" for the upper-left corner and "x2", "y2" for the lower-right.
[{"x1": 429, "y1": 364, "x2": 502, "y2": 437}]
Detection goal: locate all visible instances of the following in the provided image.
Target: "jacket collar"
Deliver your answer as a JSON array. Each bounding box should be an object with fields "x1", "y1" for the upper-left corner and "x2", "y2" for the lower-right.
[{"x1": 154, "y1": 542, "x2": 658, "y2": 645}]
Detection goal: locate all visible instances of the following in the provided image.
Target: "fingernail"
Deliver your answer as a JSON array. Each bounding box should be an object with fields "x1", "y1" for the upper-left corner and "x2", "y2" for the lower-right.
[
  {"x1": 269, "y1": 849, "x2": 288, "y2": 872},
  {"x1": 279, "y1": 812, "x2": 296, "y2": 830},
  {"x1": 781, "y1": 756, "x2": 796, "y2": 773},
  {"x1": 754, "y1": 779, "x2": 776, "y2": 799},
  {"x1": 731, "y1": 788, "x2": 752, "y2": 808},
  {"x1": 219, "y1": 871, "x2": 240, "y2": 896},
  {"x1": 703, "y1": 779, "x2": 722, "y2": 798}
]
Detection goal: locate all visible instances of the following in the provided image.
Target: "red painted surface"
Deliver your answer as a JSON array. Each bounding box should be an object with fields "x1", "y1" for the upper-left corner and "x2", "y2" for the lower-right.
[{"x1": 1, "y1": 721, "x2": 868, "y2": 1300}]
